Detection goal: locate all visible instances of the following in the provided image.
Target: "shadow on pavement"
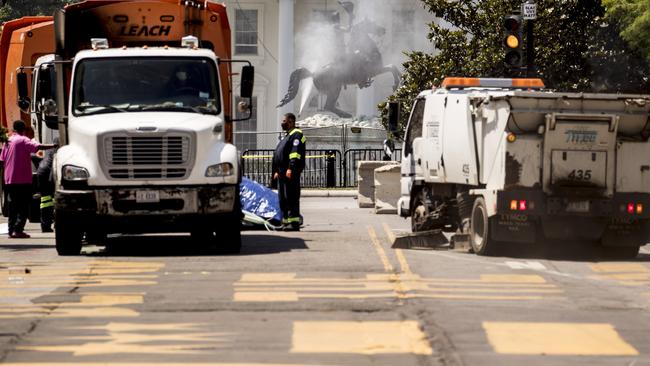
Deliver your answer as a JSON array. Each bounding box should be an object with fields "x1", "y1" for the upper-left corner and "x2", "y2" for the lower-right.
[
  {"x1": 86, "y1": 233, "x2": 308, "y2": 257},
  {"x1": 0, "y1": 244, "x2": 54, "y2": 252},
  {"x1": 487, "y1": 241, "x2": 650, "y2": 262}
]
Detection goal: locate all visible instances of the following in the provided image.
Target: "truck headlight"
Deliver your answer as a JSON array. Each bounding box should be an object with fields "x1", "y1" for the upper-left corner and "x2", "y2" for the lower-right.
[
  {"x1": 62, "y1": 165, "x2": 89, "y2": 181},
  {"x1": 205, "y1": 163, "x2": 233, "y2": 177}
]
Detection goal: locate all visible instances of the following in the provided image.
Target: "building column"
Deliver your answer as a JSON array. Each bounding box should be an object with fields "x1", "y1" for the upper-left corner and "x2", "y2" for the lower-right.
[{"x1": 277, "y1": 0, "x2": 295, "y2": 123}]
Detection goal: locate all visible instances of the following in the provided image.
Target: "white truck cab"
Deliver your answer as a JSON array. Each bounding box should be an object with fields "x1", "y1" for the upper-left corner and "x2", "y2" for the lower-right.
[{"x1": 16, "y1": 38, "x2": 254, "y2": 255}]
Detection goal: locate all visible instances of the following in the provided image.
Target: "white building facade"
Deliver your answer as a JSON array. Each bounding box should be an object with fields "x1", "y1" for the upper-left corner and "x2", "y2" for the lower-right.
[{"x1": 222, "y1": 0, "x2": 434, "y2": 151}]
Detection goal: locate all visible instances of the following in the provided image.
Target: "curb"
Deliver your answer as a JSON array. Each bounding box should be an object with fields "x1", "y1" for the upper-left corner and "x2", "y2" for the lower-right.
[{"x1": 301, "y1": 190, "x2": 357, "y2": 198}]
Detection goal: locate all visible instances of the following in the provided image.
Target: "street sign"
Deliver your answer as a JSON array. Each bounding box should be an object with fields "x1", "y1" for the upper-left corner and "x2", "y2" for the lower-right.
[{"x1": 522, "y1": 3, "x2": 537, "y2": 20}]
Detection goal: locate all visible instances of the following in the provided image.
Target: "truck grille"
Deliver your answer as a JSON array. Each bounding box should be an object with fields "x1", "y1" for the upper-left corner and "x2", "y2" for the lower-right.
[{"x1": 102, "y1": 133, "x2": 193, "y2": 180}]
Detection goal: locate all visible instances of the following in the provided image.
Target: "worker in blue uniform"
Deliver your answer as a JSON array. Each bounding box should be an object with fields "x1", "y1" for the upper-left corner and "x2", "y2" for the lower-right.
[{"x1": 272, "y1": 113, "x2": 306, "y2": 231}]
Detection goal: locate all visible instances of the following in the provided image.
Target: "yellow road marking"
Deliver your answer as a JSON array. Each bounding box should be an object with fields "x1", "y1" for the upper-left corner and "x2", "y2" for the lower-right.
[
  {"x1": 1, "y1": 307, "x2": 138, "y2": 319},
  {"x1": 381, "y1": 222, "x2": 412, "y2": 275},
  {"x1": 381, "y1": 222, "x2": 397, "y2": 245},
  {"x1": 234, "y1": 292, "x2": 300, "y2": 302},
  {"x1": 590, "y1": 263, "x2": 649, "y2": 273},
  {"x1": 18, "y1": 322, "x2": 230, "y2": 356},
  {"x1": 483, "y1": 322, "x2": 638, "y2": 355},
  {"x1": 479, "y1": 274, "x2": 546, "y2": 283},
  {"x1": 291, "y1": 321, "x2": 432, "y2": 355},
  {"x1": 367, "y1": 225, "x2": 394, "y2": 273},
  {"x1": 395, "y1": 250, "x2": 412, "y2": 275},
  {"x1": 88, "y1": 261, "x2": 164, "y2": 269},
  {"x1": 233, "y1": 273, "x2": 562, "y2": 302},
  {"x1": 416, "y1": 294, "x2": 551, "y2": 300},
  {"x1": 594, "y1": 273, "x2": 650, "y2": 281},
  {"x1": 239, "y1": 273, "x2": 297, "y2": 282},
  {"x1": 80, "y1": 294, "x2": 143, "y2": 305},
  {"x1": 589, "y1": 263, "x2": 650, "y2": 286}
]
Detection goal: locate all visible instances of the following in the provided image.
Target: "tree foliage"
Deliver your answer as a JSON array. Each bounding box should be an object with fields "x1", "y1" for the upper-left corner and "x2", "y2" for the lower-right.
[
  {"x1": 1, "y1": 0, "x2": 73, "y2": 25},
  {"x1": 384, "y1": 0, "x2": 650, "y2": 131},
  {"x1": 603, "y1": 0, "x2": 650, "y2": 62}
]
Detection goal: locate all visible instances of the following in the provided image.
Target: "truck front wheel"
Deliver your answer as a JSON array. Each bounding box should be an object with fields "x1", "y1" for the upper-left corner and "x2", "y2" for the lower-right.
[
  {"x1": 55, "y1": 212, "x2": 83, "y2": 256},
  {"x1": 470, "y1": 197, "x2": 501, "y2": 256}
]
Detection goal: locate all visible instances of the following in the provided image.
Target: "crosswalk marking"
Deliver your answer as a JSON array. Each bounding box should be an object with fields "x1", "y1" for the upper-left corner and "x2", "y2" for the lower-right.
[
  {"x1": 590, "y1": 263, "x2": 650, "y2": 286},
  {"x1": 233, "y1": 273, "x2": 563, "y2": 302},
  {"x1": 1, "y1": 260, "x2": 163, "y2": 320},
  {"x1": 17, "y1": 322, "x2": 232, "y2": 356},
  {"x1": 291, "y1": 321, "x2": 432, "y2": 355},
  {"x1": 483, "y1": 322, "x2": 638, "y2": 355}
]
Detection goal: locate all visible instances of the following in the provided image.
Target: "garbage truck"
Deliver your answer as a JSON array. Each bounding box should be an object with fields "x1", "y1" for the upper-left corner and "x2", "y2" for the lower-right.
[
  {"x1": 15, "y1": 0, "x2": 254, "y2": 255},
  {"x1": 390, "y1": 77, "x2": 650, "y2": 258},
  {"x1": 0, "y1": 17, "x2": 55, "y2": 218}
]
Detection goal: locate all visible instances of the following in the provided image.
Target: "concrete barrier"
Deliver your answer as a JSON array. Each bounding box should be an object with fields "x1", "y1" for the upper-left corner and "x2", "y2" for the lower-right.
[
  {"x1": 357, "y1": 161, "x2": 398, "y2": 208},
  {"x1": 374, "y1": 163, "x2": 401, "y2": 214}
]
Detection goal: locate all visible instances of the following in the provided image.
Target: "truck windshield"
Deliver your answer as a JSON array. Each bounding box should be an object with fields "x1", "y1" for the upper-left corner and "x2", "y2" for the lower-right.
[{"x1": 72, "y1": 57, "x2": 220, "y2": 116}]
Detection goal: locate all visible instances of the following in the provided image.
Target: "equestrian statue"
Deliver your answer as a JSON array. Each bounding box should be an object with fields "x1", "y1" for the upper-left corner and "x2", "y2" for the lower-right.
[{"x1": 277, "y1": 1, "x2": 401, "y2": 118}]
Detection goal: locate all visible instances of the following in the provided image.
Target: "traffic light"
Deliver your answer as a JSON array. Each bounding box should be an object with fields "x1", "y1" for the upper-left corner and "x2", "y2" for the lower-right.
[{"x1": 503, "y1": 14, "x2": 523, "y2": 68}]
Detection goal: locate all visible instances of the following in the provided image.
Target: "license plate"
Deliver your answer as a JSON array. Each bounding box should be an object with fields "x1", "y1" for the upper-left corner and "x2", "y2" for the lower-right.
[
  {"x1": 566, "y1": 200, "x2": 589, "y2": 213},
  {"x1": 136, "y1": 190, "x2": 160, "y2": 203}
]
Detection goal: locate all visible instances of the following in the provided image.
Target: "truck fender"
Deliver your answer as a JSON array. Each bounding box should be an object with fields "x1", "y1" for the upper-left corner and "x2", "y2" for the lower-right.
[{"x1": 469, "y1": 189, "x2": 497, "y2": 217}]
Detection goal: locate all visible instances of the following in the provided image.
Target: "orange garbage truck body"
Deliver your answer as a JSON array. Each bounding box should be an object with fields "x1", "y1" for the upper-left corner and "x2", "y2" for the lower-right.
[
  {"x1": 57, "y1": 0, "x2": 235, "y2": 138},
  {"x1": 0, "y1": 17, "x2": 54, "y2": 129}
]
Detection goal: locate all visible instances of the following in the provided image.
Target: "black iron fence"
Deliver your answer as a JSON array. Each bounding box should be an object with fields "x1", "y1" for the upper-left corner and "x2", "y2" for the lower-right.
[{"x1": 241, "y1": 148, "x2": 400, "y2": 188}]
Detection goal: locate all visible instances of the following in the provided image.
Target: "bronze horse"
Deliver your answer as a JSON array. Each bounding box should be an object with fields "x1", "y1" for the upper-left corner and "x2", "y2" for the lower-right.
[{"x1": 277, "y1": 18, "x2": 401, "y2": 118}]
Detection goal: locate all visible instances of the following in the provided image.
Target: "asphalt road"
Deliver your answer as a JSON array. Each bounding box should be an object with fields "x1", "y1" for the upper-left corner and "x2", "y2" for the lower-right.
[{"x1": 1, "y1": 196, "x2": 650, "y2": 366}]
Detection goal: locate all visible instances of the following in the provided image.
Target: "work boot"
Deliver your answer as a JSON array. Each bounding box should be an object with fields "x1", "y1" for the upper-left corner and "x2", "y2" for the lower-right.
[
  {"x1": 10, "y1": 232, "x2": 31, "y2": 239},
  {"x1": 283, "y1": 224, "x2": 300, "y2": 232}
]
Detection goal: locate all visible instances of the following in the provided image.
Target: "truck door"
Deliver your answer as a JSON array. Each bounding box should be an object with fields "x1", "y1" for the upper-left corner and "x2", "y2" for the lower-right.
[
  {"x1": 421, "y1": 94, "x2": 446, "y2": 182},
  {"x1": 441, "y1": 94, "x2": 479, "y2": 185},
  {"x1": 402, "y1": 98, "x2": 425, "y2": 191}
]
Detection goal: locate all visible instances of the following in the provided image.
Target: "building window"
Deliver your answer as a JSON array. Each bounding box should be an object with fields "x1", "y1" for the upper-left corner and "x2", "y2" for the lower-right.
[
  {"x1": 392, "y1": 10, "x2": 415, "y2": 50},
  {"x1": 234, "y1": 96, "x2": 258, "y2": 152},
  {"x1": 235, "y1": 9, "x2": 258, "y2": 55}
]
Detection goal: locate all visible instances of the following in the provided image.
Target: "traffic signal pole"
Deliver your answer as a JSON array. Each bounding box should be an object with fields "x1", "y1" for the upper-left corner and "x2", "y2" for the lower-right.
[{"x1": 523, "y1": 0, "x2": 536, "y2": 77}]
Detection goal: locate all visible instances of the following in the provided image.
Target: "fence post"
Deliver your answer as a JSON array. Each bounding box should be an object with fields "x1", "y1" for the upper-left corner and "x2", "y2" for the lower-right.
[{"x1": 326, "y1": 150, "x2": 336, "y2": 188}]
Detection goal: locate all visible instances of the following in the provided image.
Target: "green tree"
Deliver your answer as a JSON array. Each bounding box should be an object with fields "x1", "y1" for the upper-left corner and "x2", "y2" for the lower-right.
[
  {"x1": 603, "y1": 0, "x2": 650, "y2": 62},
  {"x1": 1, "y1": 0, "x2": 72, "y2": 24},
  {"x1": 384, "y1": 0, "x2": 650, "y2": 131}
]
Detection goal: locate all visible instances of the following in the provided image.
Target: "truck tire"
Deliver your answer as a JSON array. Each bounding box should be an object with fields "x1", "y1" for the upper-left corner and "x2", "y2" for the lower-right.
[
  {"x1": 469, "y1": 197, "x2": 501, "y2": 256},
  {"x1": 55, "y1": 212, "x2": 83, "y2": 256}
]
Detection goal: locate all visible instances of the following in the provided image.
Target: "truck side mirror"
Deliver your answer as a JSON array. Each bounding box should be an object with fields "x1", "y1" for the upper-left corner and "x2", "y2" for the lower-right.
[
  {"x1": 240, "y1": 65, "x2": 254, "y2": 100},
  {"x1": 387, "y1": 101, "x2": 400, "y2": 134},
  {"x1": 43, "y1": 100, "x2": 59, "y2": 130},
  {"x1": 16, "y1": 71, "x2": 31, "y2": 112}
]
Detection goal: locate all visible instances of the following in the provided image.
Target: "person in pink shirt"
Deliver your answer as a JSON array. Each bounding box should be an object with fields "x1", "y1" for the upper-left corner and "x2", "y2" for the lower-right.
[{"x1": 0, "y1": 120, "x2": 56, "y2": 238}]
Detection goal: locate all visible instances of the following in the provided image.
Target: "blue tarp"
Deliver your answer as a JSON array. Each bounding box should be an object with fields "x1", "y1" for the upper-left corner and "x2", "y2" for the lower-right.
[{"x1": 240, "y1": 177, "x2": 282, "y2": 225}]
